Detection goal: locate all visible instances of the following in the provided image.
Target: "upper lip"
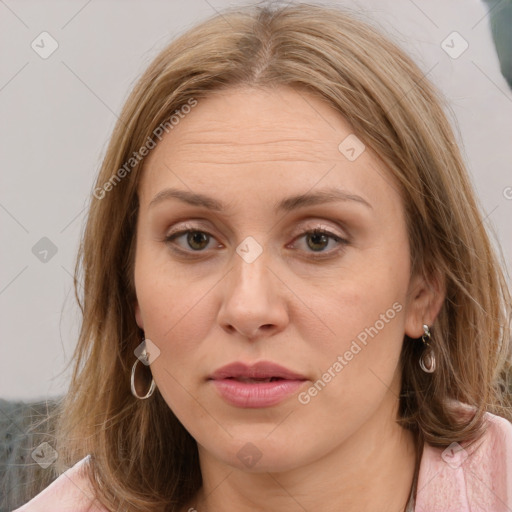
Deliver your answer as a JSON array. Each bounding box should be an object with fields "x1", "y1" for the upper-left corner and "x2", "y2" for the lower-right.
[{"x1": 208, "y1": 361, "x2": 307, "y2": 380}]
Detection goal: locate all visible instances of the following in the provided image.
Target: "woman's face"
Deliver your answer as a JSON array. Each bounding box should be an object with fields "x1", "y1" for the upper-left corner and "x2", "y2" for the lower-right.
[{"x1": 134, "y1": 85, "x2": 434, "y2": 472}]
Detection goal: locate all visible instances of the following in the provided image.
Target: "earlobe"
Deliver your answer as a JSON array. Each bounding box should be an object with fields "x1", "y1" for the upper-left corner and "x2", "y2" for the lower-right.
[
  {"x1": 134, "y1": 302, "x2": 144, "y2": 330},
  {"x1": 404, "y1": 270, "x2": 446, "y2": 339}
]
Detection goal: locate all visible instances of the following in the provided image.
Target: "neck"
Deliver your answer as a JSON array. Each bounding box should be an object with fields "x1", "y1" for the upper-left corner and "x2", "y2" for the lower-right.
[{"x1": 184, "y1": 394, "x2": 419, "y2": 512}]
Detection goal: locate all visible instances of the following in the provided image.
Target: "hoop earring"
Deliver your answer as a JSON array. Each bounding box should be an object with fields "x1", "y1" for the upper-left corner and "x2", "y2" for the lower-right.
[
  {"x1": 130, "y1": 341, "x2": 156, "y2": 400},
  {"x1": 419, "y1": 324, "x2": 436, "y2": 373}
]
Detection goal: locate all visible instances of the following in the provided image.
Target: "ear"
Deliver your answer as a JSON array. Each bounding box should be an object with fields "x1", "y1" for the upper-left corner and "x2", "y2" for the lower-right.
[
  {"x1": 404, "y1": 269, "x2": 445, "y2": 339},
  {"x1": 134, "y1": 300, "x2": 144, "y2": 331}
]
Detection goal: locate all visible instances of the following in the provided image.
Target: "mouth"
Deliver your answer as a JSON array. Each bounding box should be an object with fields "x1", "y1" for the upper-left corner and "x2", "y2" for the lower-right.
[
  {"x1": 207, "y1": 361, "x2": 307, "y2": 408},
  {"x1": 222, "y1": 376, "x2": 288, "y2": 383},
  {"x1": 208, "y1": 360, "x2": 307, "y2": 381}
]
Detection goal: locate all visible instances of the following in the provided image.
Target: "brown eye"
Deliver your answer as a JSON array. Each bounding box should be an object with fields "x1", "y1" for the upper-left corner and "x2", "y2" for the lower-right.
[
  {"x1": 306, "y1": 231, "x2": 331, "y2": 252},
  {"x1": 165, "y1": 229, "x2": 217, "y2": 252},
  {"x1": 164, "y1": 225, "x2": 348, "y2": 260},
  {"x1": 186, "y1": 231, "x2": 210, "y2": 250},
  {"x1": 291, "y1": 228, "x2": 348, "y2": 257}
]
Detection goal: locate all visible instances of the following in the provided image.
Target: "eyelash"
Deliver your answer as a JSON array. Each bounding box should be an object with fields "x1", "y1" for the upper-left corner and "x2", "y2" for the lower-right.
[{"x1": 163, "y1": 224, "x2": 349, "y2": 260}]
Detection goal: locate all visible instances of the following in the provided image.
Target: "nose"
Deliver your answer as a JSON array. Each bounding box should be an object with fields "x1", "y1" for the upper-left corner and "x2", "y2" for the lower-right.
[{"x1": 217, "y1": 245, "x2": 289, "y2": 340}]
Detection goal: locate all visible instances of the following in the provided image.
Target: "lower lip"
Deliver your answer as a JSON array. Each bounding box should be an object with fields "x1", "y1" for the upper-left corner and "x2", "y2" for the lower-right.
[{"x1": 210, "y1": 378, "x2": 306, "y2": 408}]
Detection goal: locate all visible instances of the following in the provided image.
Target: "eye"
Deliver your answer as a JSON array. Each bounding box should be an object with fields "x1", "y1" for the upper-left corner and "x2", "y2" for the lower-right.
[
  {"x1": 164, "y1": 227, "x2": 220, "y2": 253},
  {"x1": 163, "y1": 224, "x2": 349, "y2": 258},
  {"x1": 289, "y1": 228, "x2": 348, "y2": 258}
]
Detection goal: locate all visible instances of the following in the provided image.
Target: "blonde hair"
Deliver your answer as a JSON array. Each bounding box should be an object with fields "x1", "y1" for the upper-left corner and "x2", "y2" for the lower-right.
[{"x1": 39, "y1": 2, "x2": 512, "y2": 511}]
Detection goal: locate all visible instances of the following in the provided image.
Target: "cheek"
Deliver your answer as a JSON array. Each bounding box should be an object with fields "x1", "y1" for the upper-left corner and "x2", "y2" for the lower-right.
[
  {"x1": 136, "y1": 274, "x2": 213, "y2": 351},
  {"x1": 133, "y1": 243, "x2": 217, "y2": 356},
  {"x1": 302, "y1": 246, "x2": 410, "y2": 396},
  {"x1": 309, "y1": 286, "x2": 406, "y2": 381},
  {"x1": 308, "y1": 255, "x2": 408, "y2": 346},
  {"x1": 134, "y1": 255, "x2": 218, "y2": 424},
  {"x1": 296, "y1": 292, "x2": 406, "y2": 438}
]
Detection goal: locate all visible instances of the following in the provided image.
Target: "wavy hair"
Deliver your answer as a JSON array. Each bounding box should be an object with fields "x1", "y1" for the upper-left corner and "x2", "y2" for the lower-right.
[{"x1": 39, "y1": 2, "x2": 512, "y2": 511}]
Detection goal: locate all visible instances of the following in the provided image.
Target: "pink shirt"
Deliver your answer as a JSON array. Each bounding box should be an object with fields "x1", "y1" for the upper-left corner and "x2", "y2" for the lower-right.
[{"x1": 14, "y1": 410, "x2": 512, "y2": 512}]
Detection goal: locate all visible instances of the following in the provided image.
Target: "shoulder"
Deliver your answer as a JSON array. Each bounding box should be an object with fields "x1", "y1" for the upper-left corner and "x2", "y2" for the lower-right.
[
  {"x1": 13, "y1": 455, "x2": 108, "y2": 512},
  {"x1": 415, "y1": 404, "x2": 512, "y2": 512}
]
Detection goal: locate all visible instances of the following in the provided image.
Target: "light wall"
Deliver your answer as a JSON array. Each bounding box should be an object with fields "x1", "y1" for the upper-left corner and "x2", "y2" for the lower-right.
[{"x1": 1, "y1": 0, "x2": 511, "y2": 401}]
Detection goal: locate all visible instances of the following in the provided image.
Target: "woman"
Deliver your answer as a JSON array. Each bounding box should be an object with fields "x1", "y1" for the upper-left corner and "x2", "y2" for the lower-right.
[{"x1": 14, "y1": 2, "x2": 512, "y2": 511}]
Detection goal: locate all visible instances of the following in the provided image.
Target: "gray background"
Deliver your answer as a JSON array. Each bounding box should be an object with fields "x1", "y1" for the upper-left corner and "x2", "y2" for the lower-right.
[{"x1": 1, "y1": 0, "x2": 511, "y2": 401}]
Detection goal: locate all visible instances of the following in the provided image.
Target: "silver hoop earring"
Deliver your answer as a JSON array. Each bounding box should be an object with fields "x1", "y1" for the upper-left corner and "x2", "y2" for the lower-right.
[
  {"x1": 130, "y1": 343, "x2": 156, "y2": 400},
  {"x1": 419, "y1": 324, "x2": 436, "y2": 373}
]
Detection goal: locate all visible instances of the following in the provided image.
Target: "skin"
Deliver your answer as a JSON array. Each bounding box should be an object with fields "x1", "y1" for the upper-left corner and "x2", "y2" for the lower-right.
[{"x1": 133, "y1": 85, "x2": 445, "y2": 512}]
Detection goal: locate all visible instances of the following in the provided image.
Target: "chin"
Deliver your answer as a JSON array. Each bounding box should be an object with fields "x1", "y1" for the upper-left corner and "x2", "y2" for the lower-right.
[{"x1": 200, "y1": 434, "x2": 315, "y2": 473}]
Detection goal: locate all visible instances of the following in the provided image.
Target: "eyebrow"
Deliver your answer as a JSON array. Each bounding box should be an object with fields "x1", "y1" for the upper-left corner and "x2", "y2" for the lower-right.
[{"x1": 148, "y1": 186, "x2": 373, "y2": 212}]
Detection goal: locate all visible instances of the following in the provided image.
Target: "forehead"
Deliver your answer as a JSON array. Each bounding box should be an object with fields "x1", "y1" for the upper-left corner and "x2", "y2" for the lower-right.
[
  {"x1": 138, "y1": 86, "x2": 400, "y2": 212},
  {"x1": 145, "y1": 86, "x2": 352, "y2": 163}
]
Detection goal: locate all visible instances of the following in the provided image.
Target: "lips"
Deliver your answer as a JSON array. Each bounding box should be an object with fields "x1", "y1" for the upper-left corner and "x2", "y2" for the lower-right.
[
  {"x1": 208, "y1": 361, "x2": 307, "y2": 381},
  {"x1": 208, "y1": 361, "x2": 308, "y2": 408}
]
